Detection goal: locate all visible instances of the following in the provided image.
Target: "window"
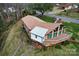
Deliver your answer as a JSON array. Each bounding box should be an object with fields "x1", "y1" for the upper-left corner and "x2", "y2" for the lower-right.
[
  {"x1": 53, "y1": 32, "x2": 57, "y2": 38},
  {"x1": 48, "y1": 33, "x2": 52, "y2": 39},
  {"x1": 35, "y1": 35, "x2": 37, "y2": 38}
]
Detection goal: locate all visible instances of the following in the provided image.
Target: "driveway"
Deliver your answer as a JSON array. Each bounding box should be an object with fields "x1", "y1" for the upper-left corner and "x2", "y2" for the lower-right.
[
  {"x1": 36, "y1": 11, "x2": 79, "y2": 24},
  {"x1": 44, "y1": 12, "x2": 79, "y2": 24}
]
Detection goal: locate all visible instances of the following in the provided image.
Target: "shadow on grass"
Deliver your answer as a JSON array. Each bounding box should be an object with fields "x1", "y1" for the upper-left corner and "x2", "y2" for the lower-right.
[
  {"x1": 61, "y1": 41, "x2": 70, "y2": 46},
  {"x1": 55, "y1": 44, "x2": 62, "y2": 49}
]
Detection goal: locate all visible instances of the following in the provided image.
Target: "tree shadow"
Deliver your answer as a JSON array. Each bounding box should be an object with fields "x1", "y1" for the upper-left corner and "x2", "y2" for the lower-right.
[
  {"x1": 61, "y1": 41, "x2": 70, "y2": 46},
  {"x1": 55, "y1": 44, "x2": 62, "y2": 49}
]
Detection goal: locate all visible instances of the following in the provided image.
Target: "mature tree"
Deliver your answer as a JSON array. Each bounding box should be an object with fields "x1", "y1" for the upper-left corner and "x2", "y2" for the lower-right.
[
  {"x1": 29, "y1": 3, "x2": 53, "y2": 15},
  {"x1": 0, "y1": 13, "x2": 7, "y2": 36}
]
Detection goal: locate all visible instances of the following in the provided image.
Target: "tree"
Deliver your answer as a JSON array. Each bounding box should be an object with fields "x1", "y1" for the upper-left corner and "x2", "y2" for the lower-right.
[
  {"x1": 65, "y1": 9, "x2": 71, "y2": 16},
  {"x1": 0, "y1": 15, "x2": 6, "y2": 36},
  {"x1": 76, "y1": 3, "x2": 79, "y2": 8},
  {"x1": 29, "y1": 3, "x2": 53, "y2": 15}
]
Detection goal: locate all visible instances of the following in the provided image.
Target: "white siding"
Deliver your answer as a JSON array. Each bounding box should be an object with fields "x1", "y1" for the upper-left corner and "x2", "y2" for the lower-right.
[
  {"x1": 31, "y1": 34, "x2": 36, "y2": 39},
  {"x1": 37, "y1": 36, "x2": 44, "y2": 43},
  {"x1": 31, "y1": 33, "x2": 44, "y2": 43}
]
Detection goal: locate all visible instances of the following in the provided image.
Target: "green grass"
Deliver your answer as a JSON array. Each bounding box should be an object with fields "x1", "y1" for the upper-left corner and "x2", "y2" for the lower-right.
[
  {"x1": 0, "y1": 21, "x2": 30, "y2": 55},
  {"x1": 64, "y1": 22, "x2": 79, "y2": 40},
  {"x1": 38, "y1": 15, "x2": 55, "y2": 23},
  {"x1": 57, "y1": 11, "x2": 79, "y2": 19}
]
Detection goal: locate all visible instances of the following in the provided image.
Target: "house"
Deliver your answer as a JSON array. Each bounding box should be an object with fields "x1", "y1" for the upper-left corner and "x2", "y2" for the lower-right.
[
  {"x1": 56, "y1": 3, "x2": 72, "y2": 10},
  {"x1": 21, "y1": 15, "x2": 72, "y2": 48},
  {"x1": 56, "y1": 3, "x2": 78, "y2": 10}
]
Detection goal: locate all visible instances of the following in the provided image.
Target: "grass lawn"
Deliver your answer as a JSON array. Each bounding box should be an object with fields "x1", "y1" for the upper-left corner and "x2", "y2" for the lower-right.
[
  {"x1": 64, "y1": 22, "x2": 79, "y2": 40},
  {"x1": 38, "y1": 15, "x2": 55, "y2": 23},
  {"x1": 0, "y1": 21, "x2": 30, "y2": 55},
  {"x1": 57, "y1": 11, "x2": 79, "y2": 19}
]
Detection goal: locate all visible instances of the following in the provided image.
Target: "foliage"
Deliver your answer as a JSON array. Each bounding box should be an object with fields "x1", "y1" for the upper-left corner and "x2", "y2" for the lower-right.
[
  {"x1": 22, "y1": 8, "x2": 36, "y2": 17},
  {"x1": 76, "y1": 4, "x2": 79, "y2": 8},
  {"x1": 38, "y1": 15, "x2": 55, "y2": 23},
  {"x1": 29, "y1": 4, "x2": 53, "y2": 15},
  {"x1": 0, "y1": 19, "x2": 5, "y2": 31},
  {"x1": 0, "y1": 14, "x2": 7, "y2": 36}
]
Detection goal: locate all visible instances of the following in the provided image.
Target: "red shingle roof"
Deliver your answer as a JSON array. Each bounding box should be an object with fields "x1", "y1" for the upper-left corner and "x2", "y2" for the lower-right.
[{"x1": 21, "y1": 15, "x2": 62, "y2": 34}]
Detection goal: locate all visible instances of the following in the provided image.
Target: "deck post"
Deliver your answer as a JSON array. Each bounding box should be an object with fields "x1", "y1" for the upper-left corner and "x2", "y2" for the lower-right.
[
  {"x1": 45, "y1": 35, "x2": 48, "y2": 39},
  {"x1": 52, "y1": 32, "x2": 54, "y2": 38},
  {"x1": 61, "y1": 27, "x2": 64, "y2": 34},
  {"x1": 57, "y1": 26, "x2": 60, "y2": 36}
]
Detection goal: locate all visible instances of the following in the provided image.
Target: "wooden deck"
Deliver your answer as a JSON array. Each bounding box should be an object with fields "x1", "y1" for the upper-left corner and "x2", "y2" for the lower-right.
[{"x1": 43, "y1": 33, "x2": 72, "y2": 46}]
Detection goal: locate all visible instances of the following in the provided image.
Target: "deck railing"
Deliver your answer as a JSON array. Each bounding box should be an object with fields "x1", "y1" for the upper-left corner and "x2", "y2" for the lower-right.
[
  {"x1": 45, "y1": 31, "x2": 73, "y2": 41},
  {"x1": 58, "y1": 31, "x2": 73, "y2": 41}
]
